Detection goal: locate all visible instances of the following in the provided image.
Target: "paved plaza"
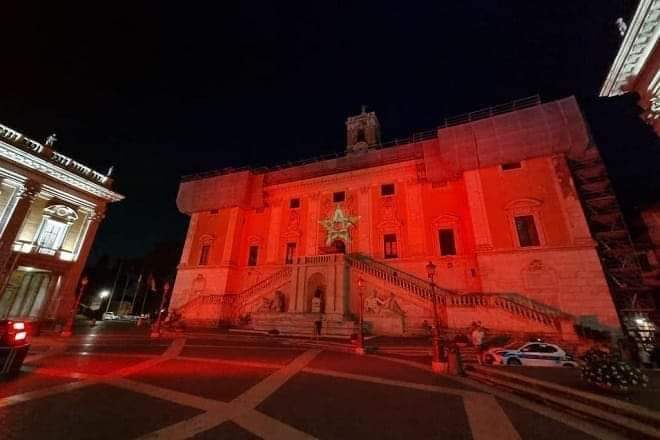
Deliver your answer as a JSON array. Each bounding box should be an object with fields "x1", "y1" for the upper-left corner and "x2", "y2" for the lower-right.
[{"x1": 0, "y1": 323, "x2": 628, "y2": 439}]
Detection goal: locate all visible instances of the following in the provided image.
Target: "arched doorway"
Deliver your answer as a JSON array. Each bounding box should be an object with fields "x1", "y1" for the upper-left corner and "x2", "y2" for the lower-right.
[
  {"x1": 331, "y1": 239, "x2": 346, "y2": 254},
  {"x1": 305, "y1": 272, "x2": 326, "y2": 313}
]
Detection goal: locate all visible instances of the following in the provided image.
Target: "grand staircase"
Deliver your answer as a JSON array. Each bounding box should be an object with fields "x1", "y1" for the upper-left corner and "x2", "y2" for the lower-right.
[
  {"x1": 346, "y1": 253, "x2": 570, "y2": 337},
  {"x1": 177, "y1": 252, "x2": 577, "y2": 340},
  {"x1": 176, "y1": 267, "x2": 293, "y2": 327}
]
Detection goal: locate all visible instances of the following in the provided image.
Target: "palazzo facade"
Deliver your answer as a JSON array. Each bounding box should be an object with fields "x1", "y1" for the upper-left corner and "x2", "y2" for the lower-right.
[
  {"x1": 0, "y1": 122, "x2": 123, "y2": 324},
  {"x1": 172, "y1": 96, "x2": 623, "y2": 339}
]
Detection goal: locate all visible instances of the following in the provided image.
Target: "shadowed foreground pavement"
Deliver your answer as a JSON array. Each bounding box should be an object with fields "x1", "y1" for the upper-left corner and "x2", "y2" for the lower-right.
[{"x1": 0, "y1": 322, "x2": 627, "y2": 439}]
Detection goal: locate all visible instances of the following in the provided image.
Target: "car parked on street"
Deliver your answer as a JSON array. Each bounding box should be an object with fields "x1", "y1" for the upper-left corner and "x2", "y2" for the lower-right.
[
  {"x1": 102, "y1": 312, "x2": 118, "y2": 320},
  {"x1": 0, "y1": 320, "x2": 30, "y2": 375},
  {"x1": 485, "y1": 341, "x2": 578, "y2": 367}
]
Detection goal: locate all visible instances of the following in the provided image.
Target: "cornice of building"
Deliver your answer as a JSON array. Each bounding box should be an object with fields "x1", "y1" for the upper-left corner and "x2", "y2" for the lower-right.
[
  {"x1": 600, "y1": 0, "x2": 660, "y2": 97},
  {"x1": 0, "y1": 124, "x2": 124, "y2": 202}
]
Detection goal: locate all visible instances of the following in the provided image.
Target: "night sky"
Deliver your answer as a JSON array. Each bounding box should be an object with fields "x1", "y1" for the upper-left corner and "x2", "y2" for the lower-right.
[{"x1": 0, "y1": 1, "x2": 637, "y2": 259}]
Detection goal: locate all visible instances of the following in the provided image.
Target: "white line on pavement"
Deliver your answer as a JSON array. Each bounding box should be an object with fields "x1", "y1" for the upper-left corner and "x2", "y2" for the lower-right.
[
  {"x1": 463, "y1": 393, "x2": 521, "y2": 440},
  {"x1": 233, "y1": 408, "x2": 317, "y2": 440},
  {"x1": 0, "y1": 337, "x2": 187, "y2": 409},
  {"x1": 137, "y1": 349, "x2": 321, "y2": 440}
]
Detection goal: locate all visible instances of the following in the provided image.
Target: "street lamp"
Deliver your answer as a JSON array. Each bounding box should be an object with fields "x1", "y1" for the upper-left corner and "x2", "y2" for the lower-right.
[
  {"x1": 355, "y1": 276, "x2": 366, "y2": 355},
  {"x1": 99, "y1": 290, "x2": 110, "y2": 299},
  {"x1": 426, "y1": 261, "x2": 446, "y2": 374},
  {"x1": 61, "y1": 276, "x2": 89, "y2": 337},
  {"x1": 150, "y1": 281, "x2": 171, "y2": 338}
]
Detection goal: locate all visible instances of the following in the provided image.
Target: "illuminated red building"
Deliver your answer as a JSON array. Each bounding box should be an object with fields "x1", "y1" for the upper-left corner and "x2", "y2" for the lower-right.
[{"x1": 171, "y1": 96, "x2": 625, "y2": 340}]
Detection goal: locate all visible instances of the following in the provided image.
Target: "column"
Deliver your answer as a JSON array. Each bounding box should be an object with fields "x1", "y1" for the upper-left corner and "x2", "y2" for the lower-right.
[
  {"x1": 464, "y1": 170, "x2": 493, "y2": 251},
  {"x1": 266, "y1": 201, "x2": 283, "y2": 263},
  {"x1": 0, "y1": 183, "x2": 41, "y2": 288},
  {"x1": 305, "y1": 193, "x2": 320, "y2": 256},
  {"x1": 178, "y1": 213, "x2": 199, "y2": 266},
  {"x1": 405, "y1": 179, "x2": 426, "y2": 256},
  {"x1": 357, "y1": 186, "x2": 372, "y2": 254},
  {"x1": 221, "y1": 207, "x2": 240, "y2": 265},
  {"x1": 0, "y1": 183, "x2": 41, "y2": 253},
  {"x1": 53, "y1": 208, "x2": 105, "y2": 321}
]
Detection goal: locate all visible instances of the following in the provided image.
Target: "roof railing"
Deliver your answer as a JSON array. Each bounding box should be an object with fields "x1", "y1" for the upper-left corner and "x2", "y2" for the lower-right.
[
  {"x1": 181, "y1": 94, "x2": 542, "y2": 182},
  {"x1": 0, "y1": 122, "x2": 111, "y2": 187}
]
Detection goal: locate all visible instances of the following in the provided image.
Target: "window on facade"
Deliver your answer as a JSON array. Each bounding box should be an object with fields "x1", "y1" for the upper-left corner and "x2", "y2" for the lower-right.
[
  {"x1": 438, "y1": 229, "x2": 457, "y2": 256},
  {"x1": 501, "y1": 161, "x2": 522, "y2": 171},
  {"x1": 37, "y1": 218, "x2": 68, "y2": 251},
  {"x1": 333, "y1": 191, "x2": 345, "y2": 203},
  {"x1": 381, "y1": 183, "x2": 395, "y2": 196},
  {"x1": 515, "y1": 215, "x2": 540, "y2": 247},
  {"x1": 285, "y1": 242, "x2": 296, "y2": 264},
  {"x1": 383, "y1": 234, "x2": 398, "y2": 259},
  {"x1": 199, "y1": 244, "x2": 211, "y2": 265},
  {"x1": 289, "y1": 198, "x2": 300, "y2": 209},
  {"x1": 248, "y1": 245, "x2": 259, "y2": 266}
]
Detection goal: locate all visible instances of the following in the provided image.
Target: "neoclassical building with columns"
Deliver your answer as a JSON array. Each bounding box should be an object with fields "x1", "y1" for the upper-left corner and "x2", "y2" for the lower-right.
[
  {"x1": 171, "y1": 96, "x2": 630, "y2": 340},
  {"x1": 0, "y1": 122, "x2": 123, "y2": 324}
]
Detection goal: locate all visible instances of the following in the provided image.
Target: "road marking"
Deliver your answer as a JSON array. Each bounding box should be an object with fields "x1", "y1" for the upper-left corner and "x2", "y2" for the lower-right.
[
  {"x1": 234, "y1": 409, "x2": 317, "y2": 440},
  {"x1": 0, "y1": 380, "x2": 92, "y2": 408},
  {"x1": 0, "y1": 337, "x2": 187, "y2": 409},
  {"x1": 176, "y1": 355, "x2": 282, "y2": 370},
  {"x1": 232, "y1": 349, "x2": 320, "y2": 408},
  {"x1": 463, "y1": 393, "x2": 521, "y2": 440},
  {"x1": 110, "y1": 377, "x2": 222, "y2": 411},
  {"x1": 445, "y1": 374, "x2": 627, "y2": 440},
  {"x1": 184, "y1": 344, "x2": 307, "y2": 351},
  {"x1": 303, "y1": 367, "x2": 474, "y2": 398},
  {"x1": 137, "y1": 349, "x2": 321, "y2": 440}
]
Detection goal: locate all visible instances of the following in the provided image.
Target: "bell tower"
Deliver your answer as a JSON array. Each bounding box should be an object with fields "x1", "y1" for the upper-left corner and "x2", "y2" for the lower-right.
[{"x1": 345, "y1": 105, "x2": 381, "y2": 153}]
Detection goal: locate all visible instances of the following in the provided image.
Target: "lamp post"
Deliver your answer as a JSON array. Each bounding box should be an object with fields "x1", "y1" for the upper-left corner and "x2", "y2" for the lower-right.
[
  {"x1": 61, "y1": 276, "x2": 89, "y2": 337},
  {"x1": 150, "y1": 281, "x2": 170, "y2": 338},
  {"x1": 426, "y1": 261, "x2": 446, "y2": 374},
  {"x1": 355, "y1": 276, "x2": 366, "y2": 355}
]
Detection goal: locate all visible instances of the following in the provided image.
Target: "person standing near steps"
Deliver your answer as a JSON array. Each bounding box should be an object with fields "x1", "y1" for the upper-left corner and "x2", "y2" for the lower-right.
[{"x1": 311, "y1": 288, "x2": 323, "y2": 340}]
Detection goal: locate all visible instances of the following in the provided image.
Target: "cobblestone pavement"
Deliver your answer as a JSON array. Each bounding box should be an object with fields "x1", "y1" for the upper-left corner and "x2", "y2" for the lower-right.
[{"x1": 0, "y1": 323, "x2": 627, "y2": 439}]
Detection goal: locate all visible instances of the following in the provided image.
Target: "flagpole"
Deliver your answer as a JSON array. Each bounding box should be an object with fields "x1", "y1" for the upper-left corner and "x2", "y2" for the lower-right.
[
  {"x1": 130, "y1": 273, "x2": 143, "y2": 314},
  {"x1": 104, "y1": 260, "x2": 124, "y2": 314}
]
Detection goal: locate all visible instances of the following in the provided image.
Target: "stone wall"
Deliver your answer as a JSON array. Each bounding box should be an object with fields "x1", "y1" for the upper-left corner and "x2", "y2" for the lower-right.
[{"x1": 476, "y1": 247, "x2": 618, "y2": 329}]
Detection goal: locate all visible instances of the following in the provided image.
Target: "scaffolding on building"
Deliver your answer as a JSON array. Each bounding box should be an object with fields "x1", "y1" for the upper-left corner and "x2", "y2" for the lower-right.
[{"x1": 569, "y1": 145, "x2": 656, "y2": 353}]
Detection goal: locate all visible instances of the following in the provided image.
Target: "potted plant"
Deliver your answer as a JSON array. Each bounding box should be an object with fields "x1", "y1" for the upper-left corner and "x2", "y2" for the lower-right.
[{"x1": 581, "y1": 347, "x2": 649, "y2": 394}]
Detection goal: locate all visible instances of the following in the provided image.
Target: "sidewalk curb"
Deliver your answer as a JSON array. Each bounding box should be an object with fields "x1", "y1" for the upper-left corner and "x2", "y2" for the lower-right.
[{"x1": 467, "y1": 366, "x2": 660, "y2": 439}]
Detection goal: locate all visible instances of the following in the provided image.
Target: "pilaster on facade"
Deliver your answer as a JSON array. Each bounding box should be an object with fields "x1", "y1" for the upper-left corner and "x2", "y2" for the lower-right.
[
  {"x1": 463, "y1": 170, "x2": 494, "y2": 252},
  {"x1": 0, "y1": 182, "x2": 41, "y2": 252},
  {"x1": 179, "y1": 212, "x2": 199, "y2": 266},
  {"x1": 266, "y1": 202, "x2": 283, "y2": 264},
  {"x1": 221, "y1": 207, "x2": 241, "y2": 266},
  {"x1": 305, "y1": 193, "x2": 320, "y2": 256},
  {"x1": 405, "y1": 179, "x2": 426, "y2": 256},
  {"x1": 357, "y1": 185, "x2": 372, "y2": 254}
]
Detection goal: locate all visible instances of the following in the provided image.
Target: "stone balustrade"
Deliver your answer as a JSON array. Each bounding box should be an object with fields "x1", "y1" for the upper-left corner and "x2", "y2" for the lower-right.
[{"x1": 0, "y1": 122, "x2": 111, "y2": 187}]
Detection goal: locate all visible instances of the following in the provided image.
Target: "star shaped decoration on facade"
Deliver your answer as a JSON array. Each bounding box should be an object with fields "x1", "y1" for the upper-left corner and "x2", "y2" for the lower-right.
[{"x1": 319, "y1": 204, "x2": 360, "y2": 245}]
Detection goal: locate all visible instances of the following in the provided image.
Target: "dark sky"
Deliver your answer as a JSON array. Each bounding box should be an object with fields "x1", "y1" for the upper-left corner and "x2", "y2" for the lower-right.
[{"x1": 0, "y1": 1, "x2": 635, "y2": 258}]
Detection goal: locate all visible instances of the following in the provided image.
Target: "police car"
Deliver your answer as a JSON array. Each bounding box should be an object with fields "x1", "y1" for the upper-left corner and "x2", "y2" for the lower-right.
[
  {"x1": 1, "y1": 320, "x2": 30, "y2": 375},
  {"x1": 486, "y1": 341, "x2": 577, "y2": 367}
]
